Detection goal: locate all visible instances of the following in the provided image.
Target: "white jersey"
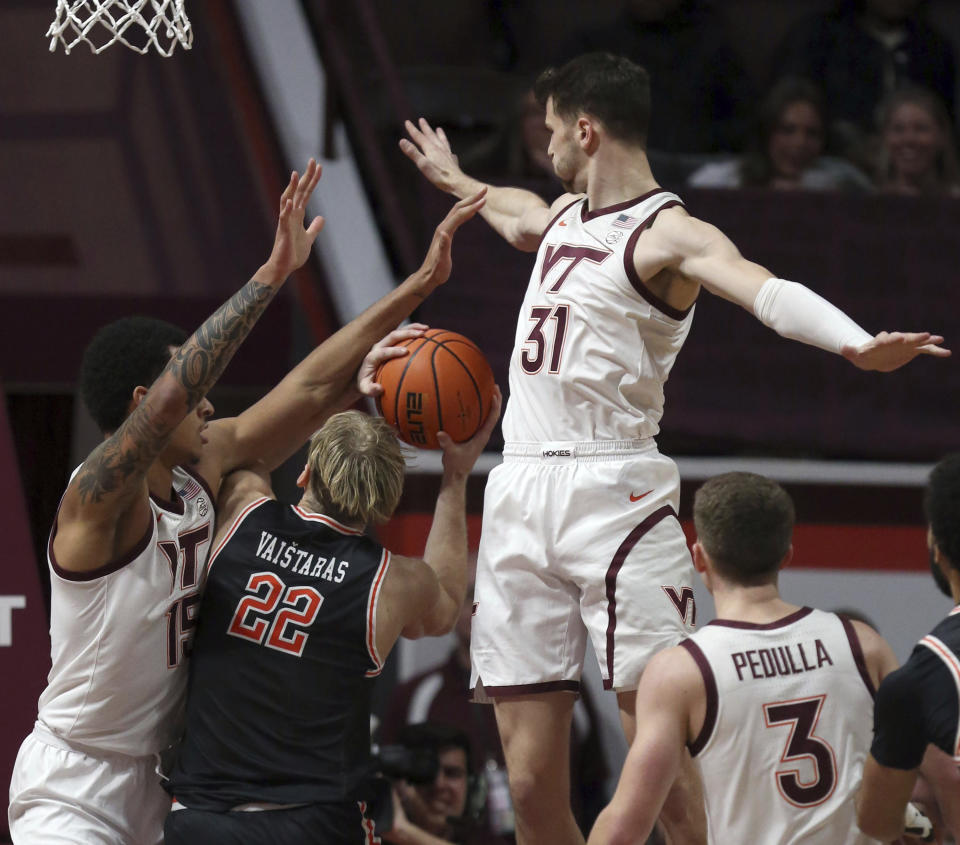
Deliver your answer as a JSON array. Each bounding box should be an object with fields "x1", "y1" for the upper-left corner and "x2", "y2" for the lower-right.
[
  {"x1": 38, "y1": 465, "x2": 215, "y2": 756},
  {"x1": 502, "y1": 190, "x2": 692, "y2": 443},
  {"x1": 683, "y1": 608, "x2": 880, "y2": 845}
]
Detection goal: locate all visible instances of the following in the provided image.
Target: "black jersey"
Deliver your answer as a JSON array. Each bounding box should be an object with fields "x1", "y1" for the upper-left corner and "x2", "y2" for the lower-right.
[
  {"x1": 165, "y1": 497, "x2": 391, "y2": 811},
  {"x1": 872, "y1": 606, "x2": 960, "y2": 770}
]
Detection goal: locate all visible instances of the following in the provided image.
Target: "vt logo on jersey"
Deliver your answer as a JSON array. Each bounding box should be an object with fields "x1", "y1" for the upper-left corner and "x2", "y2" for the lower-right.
[{"x1": 539, "y1": 244, "x2": 611, "y2": 292}]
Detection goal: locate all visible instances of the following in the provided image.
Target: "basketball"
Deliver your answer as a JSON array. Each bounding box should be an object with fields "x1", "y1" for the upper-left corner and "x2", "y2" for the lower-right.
[{"x1": 375, "y1": 329, "x2": 495, "y2": 449}]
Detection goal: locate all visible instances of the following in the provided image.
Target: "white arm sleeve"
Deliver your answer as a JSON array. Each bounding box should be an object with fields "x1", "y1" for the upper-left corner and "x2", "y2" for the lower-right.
[{"x1": 753, "y1": 277, "x2": 873, "y2": 354}]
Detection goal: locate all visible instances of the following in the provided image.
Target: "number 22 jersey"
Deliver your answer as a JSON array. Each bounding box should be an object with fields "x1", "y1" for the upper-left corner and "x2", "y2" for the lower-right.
[
  {"x1": 166, "y1": 497, "x2": 391, "y2": 810},
  {"x1": 682, "y1": 608, "x2": 880, "y2": 845}
]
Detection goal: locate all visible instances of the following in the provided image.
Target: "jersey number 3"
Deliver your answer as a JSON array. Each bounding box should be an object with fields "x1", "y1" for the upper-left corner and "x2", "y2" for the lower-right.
[
  {"x1": 763, "y1": 695, "x2": 837, "y2": 807},
  {"x1": 227, "y1": 572, "x2": 323, "y2": 657}
]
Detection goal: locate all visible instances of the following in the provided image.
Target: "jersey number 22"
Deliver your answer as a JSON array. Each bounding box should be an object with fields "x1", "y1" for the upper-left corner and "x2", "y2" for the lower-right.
[{"x1": 227, "y1": 572, "x2": 323, "y2": 657}]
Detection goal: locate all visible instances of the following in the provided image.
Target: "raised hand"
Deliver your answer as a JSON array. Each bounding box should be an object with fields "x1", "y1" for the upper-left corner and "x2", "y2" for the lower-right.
[
  {"x1": 415, "y1": 188, "x2": 487, "y2": 292},
  {"x1": 842, "y1": 332, "x2": 951, "y2": 372},
  {"x1": 437, "y1": 386, "x2": 502, "y2": 477},
  {"x1": 356, "y1": 323, "x2": 429, "y2": 397},
  {"x1": 263, "y1": 158, "x2": 325, "y2": 282},
  {"x1": 400, "y1": 118, "x2": 467, "y2": 194}
]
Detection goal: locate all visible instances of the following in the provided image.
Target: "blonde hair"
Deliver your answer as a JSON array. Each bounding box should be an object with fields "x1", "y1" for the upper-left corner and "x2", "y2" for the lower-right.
[{"x1": 306, "y1": 411, "x2": 405, "y2": 527}]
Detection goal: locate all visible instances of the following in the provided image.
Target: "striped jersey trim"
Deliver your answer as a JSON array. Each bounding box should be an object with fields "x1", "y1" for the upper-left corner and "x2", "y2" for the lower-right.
[
  {"x1": 207, "y1": 497, "x2": 271, "y2": 574},
  {"x1": 358, "y1": 801, "x2": 382, "y2": 843},
  {"x1": 365, "y1": 549, "x2": 391, "y2": 677},
  {"x1": 291, "y1": 505, "x2": 363, "y2": 535},
  {"x1": 919, "y1": 634, "x2": 960, "y2": 759}
]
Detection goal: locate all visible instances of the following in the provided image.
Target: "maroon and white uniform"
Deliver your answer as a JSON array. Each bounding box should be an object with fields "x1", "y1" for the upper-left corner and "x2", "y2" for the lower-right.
[
  {"x1": 682, "y1": 608, "x2": 880, "y2": 845},
  {"x1": 8, "y1": 465, "x2": 214, "y2": 845},
  {"x1": 472, "y1": 190, "x2": 697, "y2": 696}
]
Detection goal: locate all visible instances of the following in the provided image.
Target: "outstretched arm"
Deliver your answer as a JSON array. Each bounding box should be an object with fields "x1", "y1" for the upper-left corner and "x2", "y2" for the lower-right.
[
  {"x1": 400, "y1": 388, "x2": 502, "y2": 640},
  {"x1": 587, "y1": 648, "x2": 702, "y2": 845},
  {"x1": 655, "y1": 210, "x2": 950, "y2": 372},
  {"x1": 205, "y1": 190, "x2": 488, "y2": 482},
  {"x1": 400, "y1": 118, "x2": 558, "y2": 251},
  {"x1": 55, "y1": 161, "x2": 324, "y2": 573}
]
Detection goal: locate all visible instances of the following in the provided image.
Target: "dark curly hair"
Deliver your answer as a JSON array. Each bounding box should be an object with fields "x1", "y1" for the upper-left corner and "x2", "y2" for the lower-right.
[
  {"x1": 78, "y1": 316, "x2": 187, "y2": 433},
  {"x1": 925, "y1": 453, "x2": 960, "y2": 572}
]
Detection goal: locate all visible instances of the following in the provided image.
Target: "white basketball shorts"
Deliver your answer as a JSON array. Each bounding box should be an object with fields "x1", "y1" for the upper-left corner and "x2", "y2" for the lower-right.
[
  {"x1": 8, "y1": 723, "x2": 169, "y2": 845},
  {"x1": 471, "y1": 440, "x2": 696, "y2": 697}
]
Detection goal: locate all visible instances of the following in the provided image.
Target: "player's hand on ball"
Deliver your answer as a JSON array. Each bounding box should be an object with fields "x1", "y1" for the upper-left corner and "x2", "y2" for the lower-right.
[
  {"x1": 437, "y1": 386, "x2": 502, "y2": 477},
  {"x1": 842, "y1": 331, "x2": 950, "y2": 372},
  {"x1": 357, "y1": 324, "x2": 428, "y2": 397}
]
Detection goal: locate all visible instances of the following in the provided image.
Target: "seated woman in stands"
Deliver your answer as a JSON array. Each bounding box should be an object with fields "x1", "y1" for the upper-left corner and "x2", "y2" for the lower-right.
[
  {"x1": 687, "y1": 77, "x2": 871, "y2": 192},
  {"x1": 875, "y1": 86, "x2": 960, "y2": 197}
]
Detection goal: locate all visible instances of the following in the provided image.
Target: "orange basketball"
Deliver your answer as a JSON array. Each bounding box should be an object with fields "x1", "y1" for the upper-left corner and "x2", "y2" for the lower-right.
[{"x1": 375, "y1": 329, "x2": 495, "y2": 450}]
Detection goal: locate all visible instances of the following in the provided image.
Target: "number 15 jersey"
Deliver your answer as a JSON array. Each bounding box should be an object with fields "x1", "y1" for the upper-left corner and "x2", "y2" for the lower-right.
[
  {"x1": 502, "y1": 190, "x2": 692, "y2": 444},
  {"x1": 682, "y1": 608, "x2": 881, "y2": 845}
]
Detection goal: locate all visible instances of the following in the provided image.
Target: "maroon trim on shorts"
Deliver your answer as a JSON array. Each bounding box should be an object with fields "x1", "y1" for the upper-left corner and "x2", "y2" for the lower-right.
[
  {"x1": 623, "y1": 201, "x2": 690, "y2": 321},
  {"x1": 182, "y1": 465, "x2": 216, "y2": 504},
  {"x1": 538, "y1": 197, "x2": 583, "y2": 248},
  {"x1": 604, "y1": 505, "x2": 678, "y2": 690},
  {"x1": 473, "y1": 680, "x2": 581, "y2": 698},
  {"x1": 580, "y1": 188, "x2": 667, "y2": 222},
  {"x1": 838, "y1": 613, "x2": 877, "y2": 699},
  {"x1": 708, "y1": 607, "x2": 813, "y2": 630},
  {"x1": 679, "y1": 638, "x2": 719, "y2": 757},
  {"x1": 48, "y1": 506, "x2": 154, "y2": 582}
]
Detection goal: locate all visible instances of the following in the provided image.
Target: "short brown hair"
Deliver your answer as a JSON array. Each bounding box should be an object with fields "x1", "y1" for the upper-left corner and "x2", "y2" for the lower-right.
[
  {"x1": 306, "y1": 411, "x2": 405, "y2": 527},
  {"x1": 534, "y1": 52, "x2": 651, "y2": 147},
  {"x1": 693, "y1": 472, "x2": 795, "y2": 584}
]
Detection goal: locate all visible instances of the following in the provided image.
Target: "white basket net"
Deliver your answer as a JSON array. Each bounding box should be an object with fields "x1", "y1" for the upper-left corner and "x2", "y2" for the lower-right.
[{"x1": 47, "y1": 0, "x2": 193, "y2": 56}]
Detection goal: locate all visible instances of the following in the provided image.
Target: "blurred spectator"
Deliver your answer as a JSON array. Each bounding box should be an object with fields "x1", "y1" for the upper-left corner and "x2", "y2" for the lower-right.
[
  {"x1": 379, "y1": 557, "x2": 610, "y2": 840},
  {"x1": 382, "y1": 723, "x2": 493, "y2": 845},
  {"x1": 772, "y1": 0, "x2": 956, "y2": 168},
  {"x1": 503, "y1": 88, "x2": 557, "y2": 181},
  {"x1": 875, "y1": 86, "x2": 960, "y2": 196},
  {"x1": 555, "y1": 0, "x2": 753, "y2": 154},
  {"x1": 687, "y1": 78, "x2": 872, "y2": 192}
]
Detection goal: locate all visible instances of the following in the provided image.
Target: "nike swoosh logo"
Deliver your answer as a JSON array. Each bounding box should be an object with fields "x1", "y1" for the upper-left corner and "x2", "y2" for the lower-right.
[
  {"x1": 629, "y1": 490, "x2": 654, "y2": 502},
  {"x1": 557, "y1": 220, "x2": 567, "y2": 226}
]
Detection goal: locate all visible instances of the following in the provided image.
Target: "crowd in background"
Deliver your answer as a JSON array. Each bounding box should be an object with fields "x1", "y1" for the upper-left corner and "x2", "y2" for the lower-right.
[{"x1": 472, "y1": 0, "x2": 960, "y2": 197}]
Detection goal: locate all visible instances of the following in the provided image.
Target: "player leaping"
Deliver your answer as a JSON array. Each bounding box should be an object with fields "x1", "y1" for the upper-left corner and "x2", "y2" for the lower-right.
[{"x1": 400, "y1": 52, "x2": 950, "y2": 845}]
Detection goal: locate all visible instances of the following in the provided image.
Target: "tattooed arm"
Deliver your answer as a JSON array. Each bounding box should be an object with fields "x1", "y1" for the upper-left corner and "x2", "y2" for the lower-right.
[
  {"x1": 53, "y1": 161, "x2": 325, "y2": 573},
  {"x1": 200, "y1": 189, "x2": 488, "y2": 478}
]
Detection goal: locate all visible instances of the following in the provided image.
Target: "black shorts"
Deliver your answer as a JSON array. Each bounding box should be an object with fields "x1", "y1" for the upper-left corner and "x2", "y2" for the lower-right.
[{"x1": 164, "y1": 801, "x2": 376, "y2": 845}]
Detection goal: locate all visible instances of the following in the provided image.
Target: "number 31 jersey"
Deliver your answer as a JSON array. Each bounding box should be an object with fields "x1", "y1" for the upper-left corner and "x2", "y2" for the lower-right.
[
  {"x1": 166, "y1": 497, "x2": 391, "y2": 810},
  {"x1": 682, "y1": 608, "x2": 880, "y2": 845},
  {"x1": 502, "y1": 190, "x2": 692, "y2": 444}
]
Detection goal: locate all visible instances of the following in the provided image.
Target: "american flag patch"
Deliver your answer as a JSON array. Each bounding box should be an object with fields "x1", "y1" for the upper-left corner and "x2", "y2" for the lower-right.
[
  {"x1": 178, "y1": 478, "x2": 202, "y2": 500},
  {"x1": 611, "y1": 213, "x2": 639, "y2": 229}
]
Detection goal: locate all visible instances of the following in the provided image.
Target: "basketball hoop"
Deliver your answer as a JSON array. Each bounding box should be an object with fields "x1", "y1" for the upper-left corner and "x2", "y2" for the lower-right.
[{"x1": 47, "y1": 0, "x2": 193, "y2": 56}]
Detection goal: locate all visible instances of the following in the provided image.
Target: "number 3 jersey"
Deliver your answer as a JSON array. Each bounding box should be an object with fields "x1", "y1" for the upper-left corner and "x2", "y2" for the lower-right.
[
  {"x1": 502, "y1": 190, "x2": 692, "y2": 444},
  {"x1": 681, "y1": 608, "x2": 880, "y2": 845},
  {"x1": 165, "y1": 497, "x2": 391, "y2": 810}
]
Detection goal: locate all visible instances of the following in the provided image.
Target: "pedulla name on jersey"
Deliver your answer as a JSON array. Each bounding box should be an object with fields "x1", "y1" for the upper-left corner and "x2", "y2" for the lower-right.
[
  {"x1": 730, "y1": 639, "x2": 833, "y2": 682},
  {"x1": 255, "y1": 530, "x2": 350, "y2": 582}
]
